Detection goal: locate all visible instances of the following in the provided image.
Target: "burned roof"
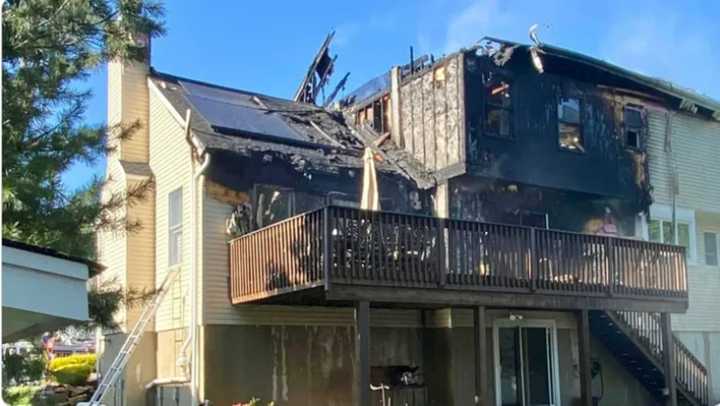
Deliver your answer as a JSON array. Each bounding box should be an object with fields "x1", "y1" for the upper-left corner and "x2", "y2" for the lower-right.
[
  {"x1": 148, "y1": 70, "x2": 435, "y2": 188},
  {"x1": 477, "y1": 37, "x2": 720, "y2": 120}
]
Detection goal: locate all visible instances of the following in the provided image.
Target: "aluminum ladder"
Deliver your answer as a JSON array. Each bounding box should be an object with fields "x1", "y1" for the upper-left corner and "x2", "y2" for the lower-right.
[{"x1": 82, "y1": 269, "x2": 180, "y2": 406}]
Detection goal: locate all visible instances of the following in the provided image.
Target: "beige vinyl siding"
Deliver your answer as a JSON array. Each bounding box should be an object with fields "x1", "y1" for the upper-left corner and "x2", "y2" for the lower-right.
[
  {"x1": 647, "y1": 109, "x2": 720, "y2": 332},
  {"x1": 108, "y1": 61, "x2": 150, "y2": 162},
  {"x1": 106, "y1": 62, "x2": 123, "y2": 161},
  {"x1": 674, "y1": 210, "x2": 720, "y2": 332},
  {"x1": 125, "y1": 179, "x2": 156, "y2": 328},
  {"x1": 149, "y1": 87, "x2": 193, "y2": 332},
  {"x1": 96, "y1": 159, "x2": 128, "y2": 329},
  {"x1": 647, "y1": 110, "x2": 720, "y2": 212},
  {"x1": 200, "y1": 193, "x2": 232, "y2": 325},
  {"x1": 121, "y1": 62, "x2": 150, "y2": 162}
]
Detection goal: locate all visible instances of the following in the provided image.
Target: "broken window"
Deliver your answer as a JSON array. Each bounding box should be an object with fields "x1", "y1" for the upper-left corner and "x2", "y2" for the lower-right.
[
  {"x1": 484, "y1": 76, "x2": 513, "y2": 139},
  {"x1": 558, "y1": 97, "x2": 584, "y2": 152},
  {"x1": 624, "y1": 105, "x2": 644, "y2": 149},
  {"x1": 255, "y1": 185, "x2": 295, "y2": 228}
]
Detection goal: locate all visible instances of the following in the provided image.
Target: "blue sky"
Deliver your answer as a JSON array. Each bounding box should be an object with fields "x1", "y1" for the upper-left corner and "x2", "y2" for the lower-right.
[{"x1": 63, "y1": 0, "x2": 720, "y2": 192}]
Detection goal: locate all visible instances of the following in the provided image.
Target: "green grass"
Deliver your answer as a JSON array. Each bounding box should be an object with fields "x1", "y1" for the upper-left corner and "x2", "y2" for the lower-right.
[{"x1": 3, "y1": 385, "x2": 41, "y2": 406}]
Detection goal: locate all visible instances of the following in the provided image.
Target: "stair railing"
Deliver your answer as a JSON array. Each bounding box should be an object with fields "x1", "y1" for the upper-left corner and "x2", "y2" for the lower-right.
[{"x1": 613, "y1": 311, "x2": 709, "y2": 406}]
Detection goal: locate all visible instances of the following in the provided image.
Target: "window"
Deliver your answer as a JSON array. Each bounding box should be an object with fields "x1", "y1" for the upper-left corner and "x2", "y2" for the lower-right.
[
  {"x1": 648, "y1": 219, "x2": 690, "y2": 248},
  {"x1": 255, "y1": 185, "x2": 294, "y2": 228},
  {"x1": 624, "y1": 105, "x2": 644, "y2": 149},
  {"x1": 647, "y1": 205, "x2": 697, "y2": 264},
  {"x1": 484, "y1": 76, "x2": 513, "y2": 139},
  {"x1": 168, "y1": 188, "x2": 183, "y2": 266},
  {"x1": 705, "y1": 232, "x2": 718, "y2": 266},
  {"x1": 558, "y1": 97, "x2": 584, "y2": 152}
]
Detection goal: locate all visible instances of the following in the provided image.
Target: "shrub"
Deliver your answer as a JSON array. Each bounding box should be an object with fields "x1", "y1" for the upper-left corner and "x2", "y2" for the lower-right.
[
  {"x1": 3, "y1": 385, "x2": 41, "y2": 405},
  {"x1": 48, "y1": 353, "x2": 96, "y2": 386},
  {"x1": 2, "y1": 349, "x2": 45, "y2": 385}
]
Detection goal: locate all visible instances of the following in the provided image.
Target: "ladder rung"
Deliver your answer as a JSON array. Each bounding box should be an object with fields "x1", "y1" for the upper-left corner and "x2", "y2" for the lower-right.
[{"x1": 87, "y1": 269, "x2": 181, "y2": 405}]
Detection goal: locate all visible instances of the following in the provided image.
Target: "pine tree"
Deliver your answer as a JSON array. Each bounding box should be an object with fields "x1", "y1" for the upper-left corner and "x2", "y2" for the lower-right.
[{"x1": 2, "y1": 0, "x2": 165, "y2": 258}]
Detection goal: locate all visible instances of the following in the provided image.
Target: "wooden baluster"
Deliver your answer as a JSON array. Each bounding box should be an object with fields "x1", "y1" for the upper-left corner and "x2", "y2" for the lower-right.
[{"x1": 529, "y1": 228, "x2": 537, "y2": 292}]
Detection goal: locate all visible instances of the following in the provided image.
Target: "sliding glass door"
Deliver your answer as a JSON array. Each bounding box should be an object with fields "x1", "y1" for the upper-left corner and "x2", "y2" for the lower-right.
[{"x1": 494, "y1": 320, "x2": 560, "y2": 406}]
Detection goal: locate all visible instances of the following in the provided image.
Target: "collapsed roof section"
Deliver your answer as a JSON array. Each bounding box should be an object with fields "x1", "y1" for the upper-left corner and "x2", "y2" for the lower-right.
[{"x1": 149, "y1": 70, "x2": 435, "y2": 189}]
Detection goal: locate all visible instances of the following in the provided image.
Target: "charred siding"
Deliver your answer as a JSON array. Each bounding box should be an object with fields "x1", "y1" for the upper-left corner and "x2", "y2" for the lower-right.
[
  {"x1": 398, "y1": 54, "x2": 465, "y2": 174},
  {"x1": 464, "y1": 51, "x2": 650, "y2": 210}
]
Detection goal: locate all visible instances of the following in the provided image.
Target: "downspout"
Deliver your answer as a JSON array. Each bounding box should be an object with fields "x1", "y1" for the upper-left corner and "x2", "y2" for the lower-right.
[
  {"x1": 664, "y1": 111, "x2": 678, "y2": 243},
  {"x1": 190, "y1": 151, "x2": 210, "y2": 405},
  {"x1": 180, "y1": 109, "x2": 211, "y2": 405}
]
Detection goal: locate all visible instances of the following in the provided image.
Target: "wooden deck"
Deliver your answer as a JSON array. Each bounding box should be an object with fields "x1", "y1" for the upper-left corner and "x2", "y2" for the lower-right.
[{"x1": 229, "y1": 206, "x2": 689, "y2": 312}]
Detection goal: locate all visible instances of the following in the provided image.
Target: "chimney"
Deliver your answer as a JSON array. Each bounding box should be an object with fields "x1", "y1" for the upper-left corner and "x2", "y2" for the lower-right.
[{"x1": 107, "y1": 33, "x2": 151, "y2": 163}]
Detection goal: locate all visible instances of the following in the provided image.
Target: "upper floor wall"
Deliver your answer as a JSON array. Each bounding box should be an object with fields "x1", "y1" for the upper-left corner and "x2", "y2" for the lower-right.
[
  {"x1": 397, "y1": 53, "x2": 466, "y2": 175},
  {"x1": 463, "y1": 51, "x2": 649, "y2": 210}
]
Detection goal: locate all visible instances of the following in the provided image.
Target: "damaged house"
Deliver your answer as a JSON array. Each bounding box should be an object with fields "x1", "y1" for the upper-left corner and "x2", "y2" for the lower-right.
[{"x1": 95, "y1": 32, "x2": 720, "y2": 406}]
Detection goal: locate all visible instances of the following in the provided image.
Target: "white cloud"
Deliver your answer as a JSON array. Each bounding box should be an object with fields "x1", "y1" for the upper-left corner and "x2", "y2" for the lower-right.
[
  {"x1": 598, "y1": 8, "x2": 720, "y2": 99},
  {"x1": 445, "y1": 0, "x2": 500, "y2": 52}
]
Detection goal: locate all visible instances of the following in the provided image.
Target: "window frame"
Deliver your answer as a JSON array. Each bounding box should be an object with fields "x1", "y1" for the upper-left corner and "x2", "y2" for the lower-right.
[
  {"x1": 645, "y1": 204, "x2": 697, "y2": 264},
  {"x1": 168, "y1": 187, "x2": 183, "y2": 267},
  {"x1": 557, "y1": 96, "x2": 585, "y2": 153},
  {"x1": 492, "y1": 318, "x2": 561, "y2": 406},
  {"x1": 483, "y1": 74, "x2": 514, "y2": 140},
  {"x1": 704, "y1": 232, "x2": 719, "y2": 266},
  {"x1": 623, "y1": 104, "x2": 645, "y2": 150}
]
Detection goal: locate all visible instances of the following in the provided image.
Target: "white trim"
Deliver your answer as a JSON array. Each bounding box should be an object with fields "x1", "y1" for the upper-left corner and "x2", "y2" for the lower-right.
[
  {"x1": 2, "y1": 246, "x2": 89, "y2": 280},
  {"x1": 493, "y1": 318, "x2": 561, "y2": 406},
  {"x1": 648, "y1": 203, "x2": 697, "y2": 264}
]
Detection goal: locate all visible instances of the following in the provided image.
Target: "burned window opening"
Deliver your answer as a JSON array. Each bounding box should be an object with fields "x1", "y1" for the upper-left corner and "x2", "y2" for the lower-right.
[
  {"x1": 255, "y1": 184, "x2": 295, "y2": 228},
  {"x1": 356, "y1": 94, "x2": 391, "y2": 135},
  {"x1": 623, "y1": 104, "x2": 645, "y2": 149},
  {"x1": 484, "y1": 75, "x2": 513, "y2": 139},
  {"x1": 558, "y1": 96, "x2": 584, "y2": 152}
]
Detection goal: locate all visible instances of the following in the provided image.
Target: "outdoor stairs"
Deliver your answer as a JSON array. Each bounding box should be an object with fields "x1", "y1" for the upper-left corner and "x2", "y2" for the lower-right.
[{"x1": 589, "y1": 310, "x2": 709, "y2": 406}]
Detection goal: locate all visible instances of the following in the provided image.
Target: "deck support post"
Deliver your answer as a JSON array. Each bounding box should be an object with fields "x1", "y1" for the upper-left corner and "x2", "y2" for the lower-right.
[
  {"x1": 577, "y1": 309, "x2": 593, "y2": 406},
  {"x1": 355, "y1": 300, "x2": 370, "y2": 406},
  {"x1": 661, "y1": 312, "x2": 678, "y2": 406},
  {"x1": 473, "y1": 306, "x2": 488, "y2": 406}
]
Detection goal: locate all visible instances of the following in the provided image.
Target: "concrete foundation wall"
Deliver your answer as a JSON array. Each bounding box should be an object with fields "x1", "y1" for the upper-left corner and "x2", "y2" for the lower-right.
[
  {"x1": 202, "y1": 324, "x2": 423, "y2": 406},
  {"x1": 199, "y1": 310, "x2": 657, "y2": 406}
]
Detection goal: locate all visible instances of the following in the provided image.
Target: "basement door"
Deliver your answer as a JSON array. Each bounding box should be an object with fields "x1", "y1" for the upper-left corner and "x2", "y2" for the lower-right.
[{"x1": 493, "y1": 319, "x2": 560, "y2": 406}]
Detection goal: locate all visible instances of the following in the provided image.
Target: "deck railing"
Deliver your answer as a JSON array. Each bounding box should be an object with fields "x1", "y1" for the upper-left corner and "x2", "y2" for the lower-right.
[
  {"x1": 229, "y1": 206, "x2": 688, "y2": 302},
  {"x1": 614, "y1": 311, "x2": 709, "y2": 405}
]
